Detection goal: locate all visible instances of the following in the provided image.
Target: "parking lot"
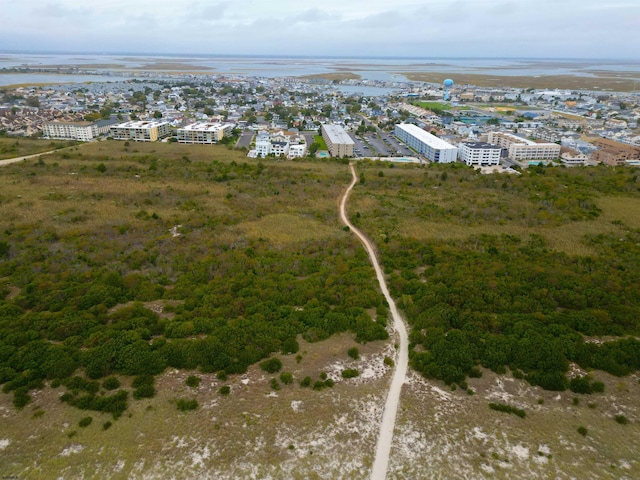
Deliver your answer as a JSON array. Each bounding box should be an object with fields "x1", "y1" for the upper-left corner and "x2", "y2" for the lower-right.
[
  {"x1": 236, "y1": 132, "x2": 254, "y2": 149},
  {"x1": 381, "y1": 133, "x2": 413, "y2": 157},
  {"x1": 348, "y1": 132, "x2": 369, "y2": 157},
  {"x1": 364, "y1": 134, "x2": 391, "y2": 157}
]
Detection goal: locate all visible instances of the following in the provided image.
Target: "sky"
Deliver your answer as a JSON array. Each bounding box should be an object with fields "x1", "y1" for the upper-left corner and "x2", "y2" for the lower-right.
[{"x1": 0, "y1": 0, "x2": 639, "y2": 59}]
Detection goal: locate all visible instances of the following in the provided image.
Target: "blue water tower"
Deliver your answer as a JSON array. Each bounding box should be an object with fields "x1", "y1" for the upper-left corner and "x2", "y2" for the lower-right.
[{"x1": 443, "y1": 79, "x2": 454, "y2": 101}]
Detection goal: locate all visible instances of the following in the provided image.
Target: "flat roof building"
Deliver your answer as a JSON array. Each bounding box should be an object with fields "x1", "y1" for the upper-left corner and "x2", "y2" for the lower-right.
[
  {"x1": 459, "y1": 141, "x2": 502, "y2": 166},
  {"x1": 177, "y1": 122, "x2": 234, "y2": 144},
  {"x1": 43, "y1": 117, "x2": 118, "y2": 141},
  {"x1": 589, "y1": 138, "x2": 640, "y2": 166},
  {"x1": 322, "y1": 124, "x2": 354, "y2": 158},
  {"x1": 487, "y1": 132, "x2": 560, "y2": 163},
  {"x1": 110, "y1": 121, "x2": 171, "y2": 142},
  {"x1": 394, "y1": 124, "x2": 457, "y2": 163}
]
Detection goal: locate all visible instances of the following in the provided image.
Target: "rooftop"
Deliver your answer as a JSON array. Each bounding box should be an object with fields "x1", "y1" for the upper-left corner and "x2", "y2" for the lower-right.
[
  {"x1": 113, "y1": 120, "x2": 170, "y2": 129},
  {"x1": 322, "y1": 124, "x2": 355, "y2": 145},
  {"x1": 396, "y1": 123, "x2": 457, "y2": 150},
  {"x1": 462, "y1": 142, "x2": 502, "y2": 150},
  {"x1": 179, "y1": 122, "x2": 229, "y2": 132}
]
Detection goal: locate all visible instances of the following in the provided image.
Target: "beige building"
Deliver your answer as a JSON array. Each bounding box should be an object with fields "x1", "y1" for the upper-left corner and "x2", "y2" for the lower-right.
[
  {"x1": 43, "y1": 118, "x2": 118, "y2": 141},
  {"x1": 488, "y1": 132, "x2": 560, "y2": 163},
  {"x1": 177, "y1": 122, "x2": 234, "y2": 144},
  {"x1": 589, "y1": 138, "x2": 640, "y2": 166},
  {"x1": 110, "y1": 121, "x2": 171, "y2": 142},
  {"x1": 322, "y1": 124, "x2": 354, "y2": 158}
]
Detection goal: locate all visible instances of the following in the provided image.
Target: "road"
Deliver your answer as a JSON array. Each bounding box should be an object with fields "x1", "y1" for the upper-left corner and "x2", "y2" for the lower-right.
[{"x1": 339, "y1": 164, "x2": 409, "y2": 480}]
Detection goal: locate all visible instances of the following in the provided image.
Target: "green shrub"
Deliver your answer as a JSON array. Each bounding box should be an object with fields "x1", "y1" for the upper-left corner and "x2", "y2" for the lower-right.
[
  {"x1": 347, "y1": 347, "x2": 359, "y2": 360},
  {"x1": 219, "y1": 385, "x2": 230, "y2": 395},
  {"x1": 342, "y1": 369, "x2": 359, "y2": 379},
  {"x1": 577, "y1": 426, "x2": 588, "y2": 436},
  {"x1": 312, "y1": 381, "x2": 326, "y2": 391},
  {"x1": 383, "y1": 356, "x2": 394, "y2": 367},
  {"x1": 216, "y1": 371, "x2": 227, "y2": 381},
  {"x1": 279, "y1": 372, "x2": 293, "y2": 385},
  {"x1": 299, "y1": 376, "x2": 311, "y2": 388},
  {"x1": 319, "y1": 372, "x2": 327, "y2": 380},
  {"x1": 259, "y1": 358, "x2": 283, "y2": 374},
  {"x1": 614, "y1": 415, "x2": 628, "y2": 425},
  {"x1": 133, "y1": 383, "x2": 156, "y2": 400},
  {"x1": 186, "y1": 375, "x2": 201, "y2": 388},
  {"x1": 13, "y1": 387, "x2": 31, "y2": 409},
  {"x1": 103, "y1": 421, "x2": 112, "y2": 430},
  {"x1": 177, "y1": 399, "x2": 198, "y2": 411},
  {"x1": 131, "y1": 375, "x2": 154, "y2": 389},
  {"x1": 270, "y1": 378, "x2": 281, "y2": 390},
  {"x1": 488, "y1": 402, "x2": 526, "y2": 418},
  {"x1": 324, "y1": 378, "x2": 335, "y2": 388},
  {"x1": 102, "y1": 377, "x2": 121, "y2": 391},
  {"x1": 79, "y1": 416, "x2": 93, "y2": 428}
]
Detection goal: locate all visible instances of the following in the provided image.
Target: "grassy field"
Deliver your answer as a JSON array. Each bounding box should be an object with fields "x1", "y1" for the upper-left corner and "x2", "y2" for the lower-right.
[
  {"x1": 313, "y1": 135, "x2": 328, "y2": 151},
  {"x1": 0, "y1": 137, "x2": 77, "y2": 160},
  {"x1": 402, "y1": 72, "x2": 640, "y2": 92},
  {"x1": 301, "y1": 72, "x2": 362, "y2": 82},
  {"x1": 0, "y1": 333, "x2": 394, "y2": 479},
  {"x1": 2, "y1": 143, "x2": 640, "y2": 478}
]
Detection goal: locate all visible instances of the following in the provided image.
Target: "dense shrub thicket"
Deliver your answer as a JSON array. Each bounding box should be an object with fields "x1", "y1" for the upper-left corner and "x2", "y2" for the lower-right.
[
  {"x1": 384, "y1": 232, "x2": 640, "y2": 390},
  {"x1": 355, "y1": 161, "x2": 640, "y2": 392},
  {"x1": 0, "y1": 152, "x2": 388, "y2": 412}
]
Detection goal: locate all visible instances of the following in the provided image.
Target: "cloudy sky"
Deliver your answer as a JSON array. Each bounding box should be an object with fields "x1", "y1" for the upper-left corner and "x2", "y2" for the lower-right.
[{"x1": 1, "y1": 0, "x2": 638, "y2": 58}]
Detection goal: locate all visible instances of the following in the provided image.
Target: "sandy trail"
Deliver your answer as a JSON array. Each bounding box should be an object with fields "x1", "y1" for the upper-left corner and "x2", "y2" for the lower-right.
[
  {"x1": 339, "y1": 163, "x2": 409, "y2": 480},
  {"x1": 0, "y1": 149, "x2": 59, "y2": 166}
]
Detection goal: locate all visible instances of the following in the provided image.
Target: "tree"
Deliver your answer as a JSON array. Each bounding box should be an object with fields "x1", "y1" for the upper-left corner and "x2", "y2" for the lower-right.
[
  {"x1": 308, "y1": 142, "x2": 320, "y2": 156},
  {"x1": 153, "y1": 111, "x2": 163, "y2": 119}
]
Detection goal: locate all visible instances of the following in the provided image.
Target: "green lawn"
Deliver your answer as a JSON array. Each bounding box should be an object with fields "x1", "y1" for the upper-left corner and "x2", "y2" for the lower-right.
[{"x1": 314, "y1": 135, "x2": 328, "y2": 150}]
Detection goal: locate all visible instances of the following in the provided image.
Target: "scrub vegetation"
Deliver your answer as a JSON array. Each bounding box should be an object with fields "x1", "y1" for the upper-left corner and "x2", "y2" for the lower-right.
[
  {"x1": 0, "y1": 141, "x2": 386, "y2": 417},
  {"x1": 350, "y1": 160, "x2": 640, "y2": 391}
]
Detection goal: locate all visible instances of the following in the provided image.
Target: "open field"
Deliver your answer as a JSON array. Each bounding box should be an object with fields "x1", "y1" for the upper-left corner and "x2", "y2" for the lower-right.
[
  {"x1": 1, "y1": 144, "x2": 640, "y2": 478},
  {"x1": 402, "y1": 72, "x2": 640, "y2": 91},
  {"x1": 0, "y1": 137, "x2": 77, "y2": 160},
  {"x1": 301, "y1": 72, "x2": 362, "y2": 82},
  {"x1": 0, "y1": 333, "x2": 395, "y2": 479}
]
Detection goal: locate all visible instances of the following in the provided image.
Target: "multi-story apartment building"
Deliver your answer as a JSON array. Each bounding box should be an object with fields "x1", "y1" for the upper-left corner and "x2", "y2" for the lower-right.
[
  {"x1": 110, "y1": 121, "x2": 171, "y2": 142},
  {"x1": 321, "y1": 124, "x2": 354, "y2": 158},
  {"x1": 42, "y1": 118, "x2": 118, "y2": 141},
  {"x1": 589, "y1": 138, "x2": 640, "y2": 166},
  {"x1": 458, "y1": 141, "x2": 502, "y2": 166},
  {"x1": 487, "y1": 132, "x2": 560, "y2": 163},
  {"x1": 177, "y1": 122, "x2": 234, "y2": 144},
  {"x1": 394, "y1": 123, "x2": 457, "y2": 163}
]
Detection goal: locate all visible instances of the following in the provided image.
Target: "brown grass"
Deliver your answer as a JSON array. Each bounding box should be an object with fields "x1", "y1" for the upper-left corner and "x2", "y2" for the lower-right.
[
  {"x1": 301, "y1": 72, "x2": 362, "y2": 82},
  {"x1": 0, "y1": 333, "x2": 391, "y2": 479},
  {"x1": 402, "y1": 72, "x2": 640, "y2": 92}
]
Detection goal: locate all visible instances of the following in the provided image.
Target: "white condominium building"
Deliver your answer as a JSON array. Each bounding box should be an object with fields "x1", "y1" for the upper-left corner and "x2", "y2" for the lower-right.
[
  {"x1": 321, "y1": 124, "x2": 354, "y2": 158},
  {"x1": 458, "y1": 141, "x2": 502, "y2": 166},
  {"x1": 43, "y1": 118, "x2": 118, "y2": 141},
  {"x1": 487, "y1": 132, "x2": 560, "y2": 162},
  {"x1": 177, "y1": 122, "x2": 234, "y2": 144},
  {"x1": 43, "y1": 121, "x2": 96, "y2": 141},
  {"x1": 110, "y1": 121, "x2": 171, "y2": 142},
  {"x1": 394, "y1": 124, "x2": 457, "y2": 163}
]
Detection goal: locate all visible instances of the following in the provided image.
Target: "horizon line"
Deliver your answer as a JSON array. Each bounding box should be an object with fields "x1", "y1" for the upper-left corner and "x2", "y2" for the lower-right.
[{"x1": 1, "y1": 49, "x2": 639, "y2": 62}]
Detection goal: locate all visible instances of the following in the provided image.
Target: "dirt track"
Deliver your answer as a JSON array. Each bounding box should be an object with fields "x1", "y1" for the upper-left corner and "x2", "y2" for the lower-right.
[{"x1": 339, "y1": 163, "x2": 409, "y2": 480}]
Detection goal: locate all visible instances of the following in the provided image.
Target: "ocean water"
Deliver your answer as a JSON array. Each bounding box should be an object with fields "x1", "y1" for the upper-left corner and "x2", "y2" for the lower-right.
[{"x1": 1, "y1": 53, "x2": 639, "y2": 87}]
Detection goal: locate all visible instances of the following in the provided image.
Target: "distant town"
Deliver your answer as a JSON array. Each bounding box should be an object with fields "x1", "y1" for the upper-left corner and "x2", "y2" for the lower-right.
[{"x1": 1, "y1": 68, "x2": 639, "y2": 170}]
